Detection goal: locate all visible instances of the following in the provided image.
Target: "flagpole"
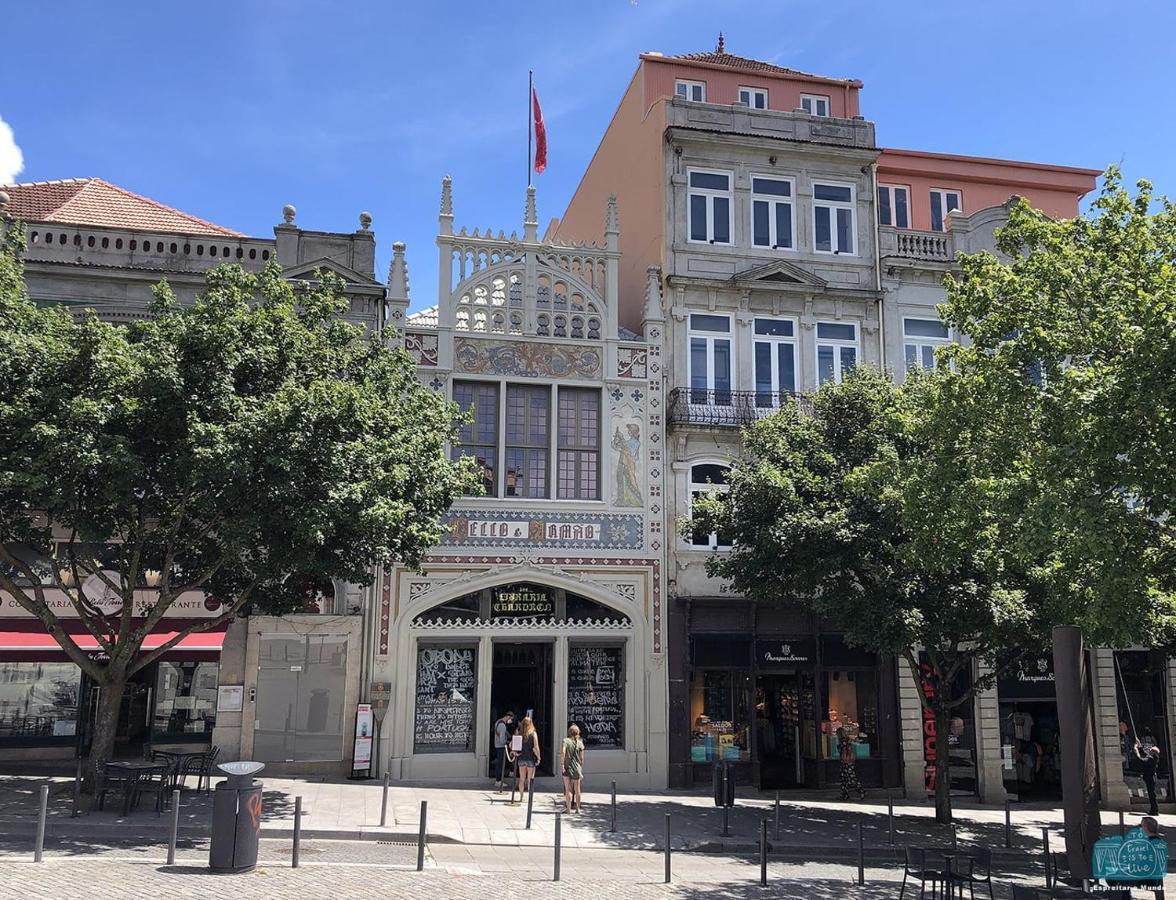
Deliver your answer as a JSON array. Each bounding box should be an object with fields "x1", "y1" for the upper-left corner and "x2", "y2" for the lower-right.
[{"x1": 527, "y1": 69, "x2": 534, "y2": 188}]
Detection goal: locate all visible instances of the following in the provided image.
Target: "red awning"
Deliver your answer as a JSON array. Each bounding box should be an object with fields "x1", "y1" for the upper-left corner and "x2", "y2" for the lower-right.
[{"x1": 0, "y1": 623, "x2": 226, "y2": 652}]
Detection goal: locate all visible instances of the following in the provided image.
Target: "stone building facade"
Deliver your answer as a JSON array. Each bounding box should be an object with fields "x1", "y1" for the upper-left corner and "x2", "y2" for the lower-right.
[{"x1": 372, "y1": 179, "x2": 668, "y2": 788}]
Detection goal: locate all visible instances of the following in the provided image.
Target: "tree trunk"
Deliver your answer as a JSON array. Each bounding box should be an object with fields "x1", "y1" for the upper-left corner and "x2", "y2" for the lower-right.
[
  {"x1": 934, "y1": 702, "x2": 953, "y2": 824},
  {"x1": 85, "y1": 674, "x2": 127, "y2": 792}
]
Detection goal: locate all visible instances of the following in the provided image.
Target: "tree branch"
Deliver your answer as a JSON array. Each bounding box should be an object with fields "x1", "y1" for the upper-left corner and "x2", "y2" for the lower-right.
[{"x1": 129, "y1": 580, "x2": 258, "y2": 675}]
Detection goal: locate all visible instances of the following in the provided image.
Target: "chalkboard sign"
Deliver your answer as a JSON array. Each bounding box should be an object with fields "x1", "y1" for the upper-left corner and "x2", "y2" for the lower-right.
[
  {"x1": 567, "y1": 646, "x2": 623, "y2": 749},
  {"x1": 413, "y1": 646, "x2": 477, "y2": 753}
]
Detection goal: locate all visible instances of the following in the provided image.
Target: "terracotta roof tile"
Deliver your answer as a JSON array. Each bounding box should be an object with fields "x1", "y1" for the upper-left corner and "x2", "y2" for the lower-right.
[
  {"x1": 0, "y1": 178, "x2": 243, "y2": 237},
  {"x1": 659, "y1": 34, "x2": 859, "y2": 86}
]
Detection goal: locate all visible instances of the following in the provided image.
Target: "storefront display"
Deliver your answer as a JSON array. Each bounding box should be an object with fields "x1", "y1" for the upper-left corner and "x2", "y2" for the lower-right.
[
  {"x1": 0, "y1": 661, "x2": 80, "y2": 741},
  {"x1": 413, "y1": 645, "x2": 477, "y2": 753},
  {"x1": 690, "y1": 669, "x2": 751, "y2": 762},
  {"x1": 998, "y1": 652, "x2": 1061, "y2": 799},
  {"x1": 1114, "y1": 650, "x2": 1170, "y2": 803},
  {"x1": 153, "y1": 661, "x2": 218, "y2": 739},
  {"x1": 567, "y1": 645, "x2": 623, "y2": 749}
]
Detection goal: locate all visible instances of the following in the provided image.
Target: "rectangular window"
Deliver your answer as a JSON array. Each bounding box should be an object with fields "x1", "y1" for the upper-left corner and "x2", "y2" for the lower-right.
[
  {"x1": 738, "y1": 86, "x2": 768, "y2": 109},
  {"x1": 557, "y1": 388, "x2": 600, "y2": 500},
  {"x1": 0, "y1": 661, "x2": 80, "y2": 739},
  {"x1": 877, "y1": 184, "x2": 910, "y2": 229},
  {"x1": 688, "y1": 313, "x2": 732, "y2": 405},
  {"x1": 153, "y1": 661, "x2": 218, "y2": 739},
  {"x1": 903, "y1": 317, "x2": 950, "y2": 374},
  {"x1": 567, "y1": 645, "x2": 624, "y2": 749},
  {"x1": 452, "y1": 381, "x2": 498, "y2": 496},
  {"x1": 690, "y1": 463, "x2": 731, "y2": 548},
  {"x1": 504, "y1": 385, "x2": 549, "y2": 498},
  {"x1": 800, "y1": 93, "x2": 830, "y2": 117},
  {"x1": 689, "y1": 667, "x2": 751, "y2": 763},
  {"x1": 816, "y1": 321, "x2": 859, "y2": 385},
  {"x1": 751, "y1": 176, "x2": 794, "y2": 250},
  {"x1": 822, "y1": 668, "x2": 879, "y2": 760},
  {"x1": 675, "y1": 79, "x2": 706, "y2": 102},
  {"x1": 930, "y1": 189, "x2": 962, "y2": 232},
  {"x1": 753, "y1": 317, "x2": 797, "y2": 407},
  {"x1": 813, "y1": 182, "x2": 855, "y2": 255},
  {"x1": 687, "y1": 170, "x2": 732, "y2": 244},
  {"x1": 413, "y1": 645, "x2": 477, "y2": 754}
]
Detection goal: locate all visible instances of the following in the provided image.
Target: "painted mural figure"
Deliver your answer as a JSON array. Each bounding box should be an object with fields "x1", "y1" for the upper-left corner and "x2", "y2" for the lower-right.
[{"x1": 612, "y1": 423, "x2": 642, "y2": 507}]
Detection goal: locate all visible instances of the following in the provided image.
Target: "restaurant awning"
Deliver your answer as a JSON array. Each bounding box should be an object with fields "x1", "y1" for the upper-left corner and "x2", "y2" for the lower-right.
[{"x1": 0, "y1": 621, "x2": 227, "y2": 657}]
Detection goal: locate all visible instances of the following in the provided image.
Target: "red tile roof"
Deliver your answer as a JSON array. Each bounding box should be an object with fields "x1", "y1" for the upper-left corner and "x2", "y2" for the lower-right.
[
  {"x1": 657, "y1": 33, "x2": 861, "y2": 87},
  {"x1": 0, "y1": 177, "x2": 243, "y2": 237}
]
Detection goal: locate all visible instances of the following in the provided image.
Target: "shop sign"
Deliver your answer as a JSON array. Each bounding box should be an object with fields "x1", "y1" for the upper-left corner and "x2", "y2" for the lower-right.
[
  {"x1": 491, "y1": 586, "x2": 553, "y2": 620},
  {"x1": 352, "y1": 703, "x2": 373, "y2": 774},
  {"x1": 413, "y1": 646, "x2": 477, "y2": 752},
  {"x1": 217, "y1": 685, "x2": 245, "y2": 712},
  {"x1": 997, "y1": 653, "x2": 1056, "y2": 699},
  {"x1": 567, "y1": 646, "x2": 624, "y2": 748},
  {"x1": 754, "y1": 639, "x2": 814, "y2": 667}
]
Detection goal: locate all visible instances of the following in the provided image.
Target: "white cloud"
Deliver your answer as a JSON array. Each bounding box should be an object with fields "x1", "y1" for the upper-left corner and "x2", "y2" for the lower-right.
[{"x1": 0, "y1": 115, "x2": 24, "y2": 184}]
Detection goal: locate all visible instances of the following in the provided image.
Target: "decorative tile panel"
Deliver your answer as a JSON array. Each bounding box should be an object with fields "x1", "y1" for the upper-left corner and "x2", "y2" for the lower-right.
[
  {"x1": 616, "y1": 345, "x2": 648, "y2": 379},
  {"x1": 454, "y1": 337, "x2": 600, "y2": 378},
  {"x1": 441, "y1": 510, "x2": 643, "y2": 549},
  {"x1": 405, "y1": 330, "x2": 439, "y2": 366}
]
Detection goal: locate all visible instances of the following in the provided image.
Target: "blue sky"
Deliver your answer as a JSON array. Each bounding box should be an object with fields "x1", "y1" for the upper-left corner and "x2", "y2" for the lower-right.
[{"x1": 2, "y1": 0, "x2": 1172, "y2": 311}]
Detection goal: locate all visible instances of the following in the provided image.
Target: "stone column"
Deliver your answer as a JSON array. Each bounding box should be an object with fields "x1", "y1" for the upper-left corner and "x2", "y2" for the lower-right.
[
  {"x1": 973, "y1": 658, "x2": 1008, "y2": 803},
  {"x1": 1092, "y1": 648, "x2": 1132, "y2": 807},
  {"x1": 895, "y1": 661, "x2": 927, "y2": 799}
]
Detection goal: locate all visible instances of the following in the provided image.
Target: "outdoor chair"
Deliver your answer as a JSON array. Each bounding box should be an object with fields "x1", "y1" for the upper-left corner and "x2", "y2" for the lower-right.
[
  {"x1": 149, "y1": 750, "x2": 182, "y2": 792},
  {"x1": 93, "y1": 764, "x2": 132, "y2": 812},
  {"x1": 183, "y1": 746, "x2": 219, "y2": 792},
  {"x1": 949, "y1": 847, "x2": 995, "y2": 900},
  {"x1": 898, "y1": 846, "x2": 943, "y2": 899},
  {"x1": 132, "y1": 761, "x2": 174, "y2": 816}
]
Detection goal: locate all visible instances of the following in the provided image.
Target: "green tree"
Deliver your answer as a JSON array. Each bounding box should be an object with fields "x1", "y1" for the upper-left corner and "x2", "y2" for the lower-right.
[
  {"x1": 0, "y1": 227, "x2": 478, "y2": 783},
  {"x1": 696, "y1": 370, "x2": 1039, "y2": 822}
]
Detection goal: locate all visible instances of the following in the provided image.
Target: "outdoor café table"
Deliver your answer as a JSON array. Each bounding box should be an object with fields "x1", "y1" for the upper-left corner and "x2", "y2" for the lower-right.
[
  {"x1": 104, "y1": 760, "x2": 166, "y2": 816},
  {"x1": 150, "y1": 749, "x2": 203, "y2": 789}
]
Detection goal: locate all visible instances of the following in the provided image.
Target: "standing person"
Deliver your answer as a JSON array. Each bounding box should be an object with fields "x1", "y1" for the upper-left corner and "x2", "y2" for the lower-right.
[
  {"x1": 837, "y1": 727, "x2": 866, "y2": 801},
  {"x1": 492, "y1": 710, "x2": 515, "y2": 790},
  {"x1": 560, "y1": 724, "x2": 586, "y2": 814},
  {"x1": 516, "y1": 715, "x2": 541, "y2": 798},
  {"x1": 1135, "y1": 740, "x2": 1162, "y2": 816}
]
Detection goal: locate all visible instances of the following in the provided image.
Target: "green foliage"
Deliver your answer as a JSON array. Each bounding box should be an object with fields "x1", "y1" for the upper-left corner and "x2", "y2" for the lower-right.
[{"x1": 0, "y1": 231, "x2": 478, "y2": 677}]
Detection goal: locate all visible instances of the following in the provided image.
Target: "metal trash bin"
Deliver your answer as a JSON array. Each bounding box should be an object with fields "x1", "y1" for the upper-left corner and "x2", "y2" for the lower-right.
[
  {"x1": 712, "y1": 760, "x2": 735, "y2": 807},
  {"x1": 209, "y1": 761, "x2": 265, "y2": 873}
]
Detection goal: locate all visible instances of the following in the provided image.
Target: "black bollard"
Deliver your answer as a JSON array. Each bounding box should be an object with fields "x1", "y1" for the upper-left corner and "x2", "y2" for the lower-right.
[
  {"x1": 167, "y1": 789, "x2": 180, "y2": 866},
  {"x1": 380, "y1": 772, "x2": 390, "y2": 827},
  {"x1": 71, "y1": 758, "x2": 82, "y2": 819},
  {"x1": 760, "y1": 817, "x2": 768, "y2": 886},
  {"x1": 554, "y1": 813, "x2": 561, "y2": 882},
  {"x1": 721, "y1": 763, "x2": 730, "y2": 837},
  {"x1": 610, "y1": 780, "x2": 617, "y2": 833},
  {"x1": 1042, "y1": 826, "x2": 1051, "y2": 889},
  {"x1": 774, "y1": 790, "x2": 781, "y2": 841},
  {"x1": 292, "y1": 796, "x2": 302, "y2": 869},
  {"x1": 1119, "y1": 810, "x2": 1125, "y2": 838},
  {"x1": 857, "y1": 819, "x2": 865, "y2": 886},
  {"x1": 952, "y1": 823, "x2": 958, "y2": 851},
  {"x1": 888, "y1": 791, "x2": 895, "y2": 845},
  {"x1": 34, "y1": 784, "x2": 48, "y2": 863},
  {"x1": 526, "y1": 778, "x2": 535, "y2": 830},
  {"x1": 664, "y1": 813, "x2": 671, "y2": 884},
  {"x1": 416, "y1": 800, "x2": 427, "y2": 871},
  {"x1": 1004, "y1": 798, "x2": 1012, "y2": 848}
]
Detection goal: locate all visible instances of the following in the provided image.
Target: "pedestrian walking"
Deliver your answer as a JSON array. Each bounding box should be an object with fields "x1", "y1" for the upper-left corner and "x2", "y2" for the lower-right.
[
  {"x1": 837, "y1": 727, "x2": 867, "y2": 801},
  {"x1": 516, "y1": 715, "x2": 541, "y2": 797},
  {"x1": 560, "y1": 724, "x2": 586, "y2": 814},
  {"x1": 1135, "y1": 740, "x2": 1162, "y2": 815},
  {"x1": 492, "y1": 710, "x2": 515, "y2": 790}
]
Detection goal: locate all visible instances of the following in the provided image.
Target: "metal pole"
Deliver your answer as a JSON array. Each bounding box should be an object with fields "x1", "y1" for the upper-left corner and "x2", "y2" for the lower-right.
[
  {"x1": 952, "y1": 823, "x2": 958, "y2": 851},
  {"x1": 416, "y1": 800, "x2": 427, "y2": 871},
  {"x1": 1004, "y1": 798, "x2": 1012, "y2": 848},
  {"x1": 1119, "y1": 809, "x2": 1125, "y2": 838},
  {"x1": 166, "y1": 789, "x2": 180, "y2": 866},
  {"x1": 527, "y1": 70, "x2": 533, "y2": 188},
  {"x1": 722, "y1": 763, "x2": 730, "y2": 837},
  {"x1": 774, "y1": 790, "x2": 781, "y2": 841},
  {"x1": 1042, "y1": 826, "x2": 1051, "y2": 889},
  {"x1": 34, "y1": 784, "x2": 48, "y2": 863},
  {"x1": 499, "y1": 748, "x2": 507, "y2": 787},
  {"x1": 857, "y1": 819, "x2": 865, "y2": 886},
  {"x1": 610, "y1": 780, "x2": 617, "y2": 833},
  {"x1": 664, "y1": 813, "x2": 671, "y2": 884},
  {"x1": 526, "y1": 777, "x2": 535, "y2": 830},
  {"x1": 292, "y1": 796, "x2": 302, "y2": 869},
  {"x1": 888, "y1": 791, "x2": 895, "y2": 845},
  {"x1": 379, "y1": 772, "x2": 389, "y2": 827},
  {"x1": 760, "y1": 817, "x2": 768, "y2": 886},
  {"x1": 553, "y1": 812, "x2": 561, "y2": 882}
]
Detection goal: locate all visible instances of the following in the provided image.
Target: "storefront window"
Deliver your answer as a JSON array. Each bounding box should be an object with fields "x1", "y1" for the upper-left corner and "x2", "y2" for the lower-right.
[
  {"x1": 153, "y1": 662, "x2": 218, "y2": 739},
  {"x1": 1115, "y1": 650, "x2": 1170, "y2": 801},
  {"x1": 567, "y1": 645, "x2": 624, "y2": 749},
  {"x1": 821, "y1": 669, "x2": 878, "y2": 760},
  {"x1": 0, "y1": 662, "x2": 81, "y2": 739},
  {"x1": 413, "y1": 645, "x2": 477, "y2": 753},
  {"x1": 690, "y1": 670, "x2": 751, "y2": 763}
]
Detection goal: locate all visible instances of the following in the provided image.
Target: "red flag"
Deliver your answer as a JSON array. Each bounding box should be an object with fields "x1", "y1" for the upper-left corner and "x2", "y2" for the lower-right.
[{"x1": 532, "y1": 87, "x2": 547, "y2": 174}]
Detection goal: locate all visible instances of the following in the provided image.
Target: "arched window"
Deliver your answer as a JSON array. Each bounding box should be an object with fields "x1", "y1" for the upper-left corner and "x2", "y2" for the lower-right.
[{"x1": 689, "y1": 463, "x2": 731, "y2": 549}]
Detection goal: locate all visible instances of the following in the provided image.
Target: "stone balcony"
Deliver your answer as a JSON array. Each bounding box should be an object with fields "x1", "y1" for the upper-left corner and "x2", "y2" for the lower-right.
[
  {"x1": 667, "y1": 388, "x2": 815, "y2": 428},
  {"x1": 879, "y1": 226, "x2": 956, "y2": 264},
  {"x1": 665, "y1": 97, "x2": 876, "y2": 150}
]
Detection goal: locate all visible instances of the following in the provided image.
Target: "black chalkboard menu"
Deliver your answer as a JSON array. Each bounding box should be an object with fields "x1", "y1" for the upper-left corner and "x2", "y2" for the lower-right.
[
  {"x1": 567, "y1": 645, "x2": 623, "y2": 749},
  {"x1": 413, "y1": 646, "x2": 477, "y2": 753}
]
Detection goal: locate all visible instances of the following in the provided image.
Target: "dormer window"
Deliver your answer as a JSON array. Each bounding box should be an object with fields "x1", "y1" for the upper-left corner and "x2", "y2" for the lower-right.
[
  {"x1": 738, "y1": 86, "x2": 768, "y2": 109},
  {"x1": 675, "y1": 80, "x2": 706, "y2": 102},
  {"x1": 800, "y1": 93, "x2": 830, "y2": 117}
]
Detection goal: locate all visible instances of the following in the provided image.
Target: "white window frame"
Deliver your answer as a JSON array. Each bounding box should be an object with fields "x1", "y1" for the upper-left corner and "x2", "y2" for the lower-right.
[
  {"x1": 687, "y1": 313, "x2": 734, "y2": 405},
  {"x1": 929, "y1": 188, "x2": 963, "y2": 232},
  {"x1": 738, "y1": 86, "x2": 768, "y2": 109},
  {"x1": 815, "y1": 321, "x2": 859, "y2": 385},
  {"x1": 752, "y1": 317, "x2": 798, "y2": 409},
  {"x1": 903, "y1": 318, "x2": 951, "y2": 374},
  {"x1": 675, "y1": 79, "x2": 706, "y2": 102},
  {"x1": 750, "y1": 174, "x2": 795, "y2": 251},
  {"x1": 812, "y1": 181, "x2": 856, "y2": 255},
  {"x1": 800, "y1": 93, "x2": 830, "y2": 117},
  {"x1": 687, "y1": 168, "x2": 733, "y2": 245},
  {"x1": 877, "y1": 184, "x2": 911, "y2": 229},
  {"x1": 688, "y1": 461, "x2": 732, "y2": 551}
]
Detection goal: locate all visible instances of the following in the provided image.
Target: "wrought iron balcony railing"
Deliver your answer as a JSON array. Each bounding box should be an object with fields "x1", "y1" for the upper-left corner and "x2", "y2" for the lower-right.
[{"x1": 666, "y1": 388, "x2": 814, "y2": 428}]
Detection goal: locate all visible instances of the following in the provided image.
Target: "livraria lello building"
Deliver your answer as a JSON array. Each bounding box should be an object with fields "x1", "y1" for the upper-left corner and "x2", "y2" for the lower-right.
[{"x1": 1, "y1": 38, "x2": 1172, "y2": 811}]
